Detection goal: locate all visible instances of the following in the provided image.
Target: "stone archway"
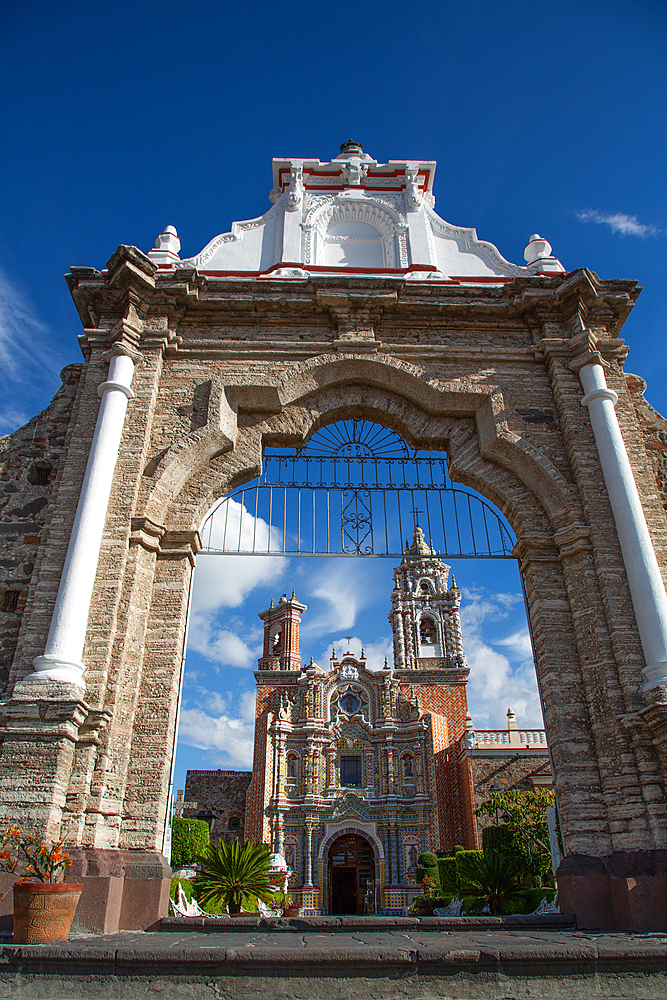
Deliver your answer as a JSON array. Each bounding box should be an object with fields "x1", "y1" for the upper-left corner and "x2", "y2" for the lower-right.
[
  {"x1": 319, "y1": 823, "x2": 384, "y2": 915},
  {"x1": 1, "y1": 247, "x2": 666, "y2": 932}
]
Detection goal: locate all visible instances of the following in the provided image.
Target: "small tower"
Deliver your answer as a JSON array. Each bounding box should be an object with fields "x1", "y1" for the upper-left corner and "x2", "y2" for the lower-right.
[
  {"x1": 257, "y1": 592, "x2": 307, "y2": 671},
  {"x1": 389, "y1": 526, "x2": 467, "y2": 672}
]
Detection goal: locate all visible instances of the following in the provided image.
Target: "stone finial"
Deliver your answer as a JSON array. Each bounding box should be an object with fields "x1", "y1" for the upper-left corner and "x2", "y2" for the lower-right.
[
  {"x1": 507, "y1": 707, "x2": 518, "y2": 731},
  {"x1": 279, "y1": 593, "x2": 287, "y2": 603},
  {"x1": 148, "y1": 225, "x2": 181, "y2": 266},
  {"x1": 292, "y1": 589, "x2": 296, "y2": 599},
  {"x1": 360, "y1": 647, "x2": 365, "y2": 659},
  {"x1": 523, "y1": 234, "x2": 566, "y2": 274},
  {"x1": 384, "y1": 656, "x2": 390, "y2": 670},
  {"x1": 331, "y1": 646, "x2": 336, "y2": 658},
  {"x1": 524, "y1": 234, "x2": 551, "y2": 263}
]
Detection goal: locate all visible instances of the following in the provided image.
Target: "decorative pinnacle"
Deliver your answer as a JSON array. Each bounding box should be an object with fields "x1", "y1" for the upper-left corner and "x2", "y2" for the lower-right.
[
  {"x1": 384, "y1": 656, "x2": 390, "y2": 669},
  {"x1": 331, "y1": 646, "x2": 336, "y2": 657},
  {"x1": 344, "y1": 633, "x2": 353, "y2": 649},
  {"x1": 361, "y1": 647, "x2": 365, "y2": 658},
  {"x1": 340, "y1": 139, "x2": 363, "y2": 154},
  {"x1": 270, "y1": 598, "x2": 274, "y2": 608},
  {"x1": 292, "y1": 589, "x2": 295, "y2": 599}
]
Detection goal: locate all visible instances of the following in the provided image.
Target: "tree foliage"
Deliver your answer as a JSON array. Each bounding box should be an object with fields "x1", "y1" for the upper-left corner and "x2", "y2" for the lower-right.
[
  {"x1": 171, "y1": 817, "x2": 210, "y2": 868},
  {"x1": 196, "y1": 840, "x2": 274, "y2": 915},
  {"x1": 476, "y1": 788, "x2": 555, "y2": 885}
]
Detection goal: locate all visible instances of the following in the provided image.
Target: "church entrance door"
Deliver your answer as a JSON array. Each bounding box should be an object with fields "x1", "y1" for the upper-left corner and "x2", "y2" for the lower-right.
[{"x1": 328, "y1": 834, "x2": 374, "y2": 915}]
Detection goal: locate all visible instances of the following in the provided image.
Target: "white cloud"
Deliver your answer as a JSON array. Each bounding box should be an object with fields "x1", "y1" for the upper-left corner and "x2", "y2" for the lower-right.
[
  {"x1": 188, "y1": 616, "x2": 261, "y2": 669},
  {"x1": 0, "y1": 270, "x2": 62, "y2": 433},
  {"x1": 298, "y1": 559, "x2": 383, "y2": 637},
  {"x1": 459, "y1": 587, "x2": 543, "y2": 732},
  {"x1": 178, "y1": 689, "x2": 257, "y2": 769},
  {"x1": 575, "y1": 210, "x2": 659, "y2": 238},
  {"x1": 192, "y1": 501, "x2": 289, "y2": 613}
]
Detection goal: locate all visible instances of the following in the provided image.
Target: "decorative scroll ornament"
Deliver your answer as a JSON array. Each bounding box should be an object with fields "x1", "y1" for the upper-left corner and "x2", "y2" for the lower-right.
[
  {"x1": 341, "y1": 158, "x2": 368, "y2": 186},
  {"x1": 286, "y1": 165, "x2": 304, "y2": 211},
  {"x1": 405, "y1": 166, "x2": 422, "y2": 211}
]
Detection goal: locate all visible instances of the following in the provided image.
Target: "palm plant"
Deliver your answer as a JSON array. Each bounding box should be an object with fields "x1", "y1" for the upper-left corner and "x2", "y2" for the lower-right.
[
  {"x1": 196, "y1": 840, "x2": 274, "y2": 915},
  {"x1": 457, "y1": 851, "x2": 527, "y2": 916}
]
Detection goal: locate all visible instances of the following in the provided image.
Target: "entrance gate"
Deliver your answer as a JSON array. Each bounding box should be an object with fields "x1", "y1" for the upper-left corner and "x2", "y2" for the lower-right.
[
  {"x1": 200, "y1": 419, "x2": 515, "y2": 559},
  {"x1": 1, "y1": 176, "x2": 667, "y2": 931},
  {"x1": 328, "y1": 834, "x2": 375, "y2": 915}
]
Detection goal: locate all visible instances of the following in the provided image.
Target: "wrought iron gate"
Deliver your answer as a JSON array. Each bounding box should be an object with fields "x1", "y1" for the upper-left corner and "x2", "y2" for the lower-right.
[{"x1": 200, "y1": 421, "x2": 515, "y2": 559}]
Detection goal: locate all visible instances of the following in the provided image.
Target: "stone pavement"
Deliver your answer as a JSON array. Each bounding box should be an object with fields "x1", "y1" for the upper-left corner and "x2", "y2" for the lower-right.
[{"x1": 1, "y1": 926, "x2": 667, "y2": 999}]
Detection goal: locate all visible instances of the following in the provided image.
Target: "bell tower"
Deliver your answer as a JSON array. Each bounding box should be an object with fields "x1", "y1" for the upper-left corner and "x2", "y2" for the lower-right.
[
  {"x1": 258, "y1": 591, "x2": 307, "y2": 671},
  {"x1": 389, "y1": 526, "x2": 466, "y2": 672}
]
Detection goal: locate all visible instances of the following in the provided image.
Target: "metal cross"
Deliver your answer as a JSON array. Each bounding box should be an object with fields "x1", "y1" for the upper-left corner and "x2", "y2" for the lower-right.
[
  {"x1": 344, "y1": 633, "x2": 353, "y2": 649},
  {"x1": 411, "y1": 505, "x2": 423, "y2": 527}
]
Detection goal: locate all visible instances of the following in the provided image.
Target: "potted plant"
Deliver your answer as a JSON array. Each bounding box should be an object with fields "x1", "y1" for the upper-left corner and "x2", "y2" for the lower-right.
[
  {"x1": 196, "y1": 839, "x2": 275, "y2": 916},
  {"x1": 0, "y1": 827, "x2": 82, "y2": 943},
  {"x1": 271, "y1": 873, "x2": 300, "y2": 917}
]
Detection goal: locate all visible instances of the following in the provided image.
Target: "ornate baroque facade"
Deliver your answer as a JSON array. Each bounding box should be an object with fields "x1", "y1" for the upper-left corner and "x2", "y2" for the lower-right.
[{"x1": 246, "y1": 529, "x2": 474, "y2": 913}]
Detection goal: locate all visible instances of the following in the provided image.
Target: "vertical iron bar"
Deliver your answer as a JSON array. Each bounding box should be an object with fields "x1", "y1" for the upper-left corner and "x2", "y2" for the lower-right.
[
  {"x1": 482, "y1": 504, "x2": 491, "y2": 555},
  {"x1": 397, "y1": 492, "x2": 404, "y2": 553},
  {"x1": 297, "y1": 489, "x2": 301, "y2": 554},
  {"x1": 268, "y1": 487, "x2": 273, "y2": 553},
  {"x1": 467, "y1": 494, "x2": 477, "y2": 556},
  {"x1": 438, "y1": 488, "x2": 447, "y2": 555},
  {"x1": 453, "y1": 491, "x2": 463, "y2": 554},
  {"x1": 238, "y1": 492, "x2": 245, "y2": 552},
  {"x1": 252, "y1": 485, "x2": 259, "y2": 553},
  {"x1": 383, "y1": 490, "x2": 389, "y2": 555},
  {"x1": 283, "y1": 487, "x2": 286, "y2": 553},
  {"x1": 222, "y1": 498, "x2": 230, "y2": 552},
  {"x1": 312, "y1": 490, "x2": 315, "y2": 553},
  {"x1": 424, "y1": 490, "x2": 434, "y2": 550},
  {"x1": 326, "y1": 490, "x2": 330, "y2": 554}
]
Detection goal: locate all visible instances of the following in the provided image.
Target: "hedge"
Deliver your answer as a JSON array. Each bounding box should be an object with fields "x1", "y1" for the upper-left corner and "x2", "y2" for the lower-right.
[
  {"x1": 171, "y1": 817, "x2": 210, "y2": 867},
  {"x1": 436, "y1": 857, "x2": 458, "y2": 894},
  {"x1": 482, "y1": 825, "x2": 514, "y2": 854}
]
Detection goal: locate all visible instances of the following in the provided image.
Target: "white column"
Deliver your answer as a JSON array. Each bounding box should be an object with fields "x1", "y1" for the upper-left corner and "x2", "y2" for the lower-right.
[
  {"x1": 28, "y1": 350, "x2": 136, "y2": 691},
  {"x1": 579, "y1": 362, "x2": 667, "y2": 691}
]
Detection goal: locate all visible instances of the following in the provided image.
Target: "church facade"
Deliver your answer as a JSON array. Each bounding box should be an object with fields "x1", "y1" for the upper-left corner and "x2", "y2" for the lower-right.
[{"x1": 244, "y1": 527, "x2": 476, "y2": 914}]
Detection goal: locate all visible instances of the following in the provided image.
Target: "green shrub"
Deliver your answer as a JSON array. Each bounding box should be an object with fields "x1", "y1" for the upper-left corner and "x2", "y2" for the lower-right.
[
  {"x1": 436, "y1": 857, "x2": 458, "y2": 895},
  {"x1": 451, "y1": 845, "x2": 465, "y2": 854},
  {"x1": 418, "y1": 852, "x2": 439, "y2": 868},
  {"x1": 171, "y1": 817, "x2": 210, "y2": 867},
  {"x1": 454, "y1": 849, "x2": 483, "y2": 876},
  {"x1": 482, "y1": 825, "x2": 514, "y2": 854},
  {"x1": 415, "y1": 864, "x2": 439, "y2": 889}
]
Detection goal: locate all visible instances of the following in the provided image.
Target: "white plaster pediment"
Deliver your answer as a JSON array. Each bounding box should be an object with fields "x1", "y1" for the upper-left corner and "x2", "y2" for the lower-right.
[{"x1": 162, "y1": 147, "x2": 564, "y2": 280}]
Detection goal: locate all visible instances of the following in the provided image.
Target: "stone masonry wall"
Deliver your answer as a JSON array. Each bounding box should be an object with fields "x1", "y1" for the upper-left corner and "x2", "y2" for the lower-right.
[
  {"x1": 183, "y1": 770, "x2": 252, "y2": 844},
  {"x1": 470, "y1": 752, "x2": 552, "y2": 832},
  {"x1": 0, "y1": 365, "x2": 81, "y2": 694}
]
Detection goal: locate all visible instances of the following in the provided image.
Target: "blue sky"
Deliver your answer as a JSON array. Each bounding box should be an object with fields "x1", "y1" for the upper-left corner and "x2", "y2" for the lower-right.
[{"x1": 2, "y1": 1, "x2": 665, "y2": 793}]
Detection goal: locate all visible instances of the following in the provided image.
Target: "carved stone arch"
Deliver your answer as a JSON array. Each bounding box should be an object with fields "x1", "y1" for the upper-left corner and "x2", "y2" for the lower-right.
[{"x1": 147, "y1": 356, "x2": 577, "y2": 539}]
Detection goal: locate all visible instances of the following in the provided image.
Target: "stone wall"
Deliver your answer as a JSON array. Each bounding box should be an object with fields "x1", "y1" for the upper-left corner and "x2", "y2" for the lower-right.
[
  {"x1": 0, "y1": 365, "x2": 81, "y2": 694},
  {"x1": 470, "y1": 751, "x2": 552, "y2": 831},
  {"x1": 183, "y1": 770, "x2": 252, "y2": 844}
]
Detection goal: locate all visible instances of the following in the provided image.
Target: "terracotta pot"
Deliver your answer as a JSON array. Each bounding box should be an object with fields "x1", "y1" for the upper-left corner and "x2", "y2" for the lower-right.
[
  {"x1": 283, "y1": 904, "x2": 300, "y2": 917},
  {"x1": 13, "y1": 882, "x2": 83, "y2": 943}
]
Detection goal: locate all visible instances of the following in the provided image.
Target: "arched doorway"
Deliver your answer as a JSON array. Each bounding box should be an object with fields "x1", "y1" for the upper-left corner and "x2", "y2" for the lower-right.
[{"x1": 328, "y1": 833, "x2": 375, "y2": 914}]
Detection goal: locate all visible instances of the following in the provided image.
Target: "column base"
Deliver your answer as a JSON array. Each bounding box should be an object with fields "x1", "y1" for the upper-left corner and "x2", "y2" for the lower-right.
[
  {"x1": 65, "y1": 848, "x2": 172, "y2": 933},
  {"x1": 30, "y1": 654, "x2": 86, "y2": 689},
  {"x1": 557, "y1": 851, "x2": 667, "y2": 931}
]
